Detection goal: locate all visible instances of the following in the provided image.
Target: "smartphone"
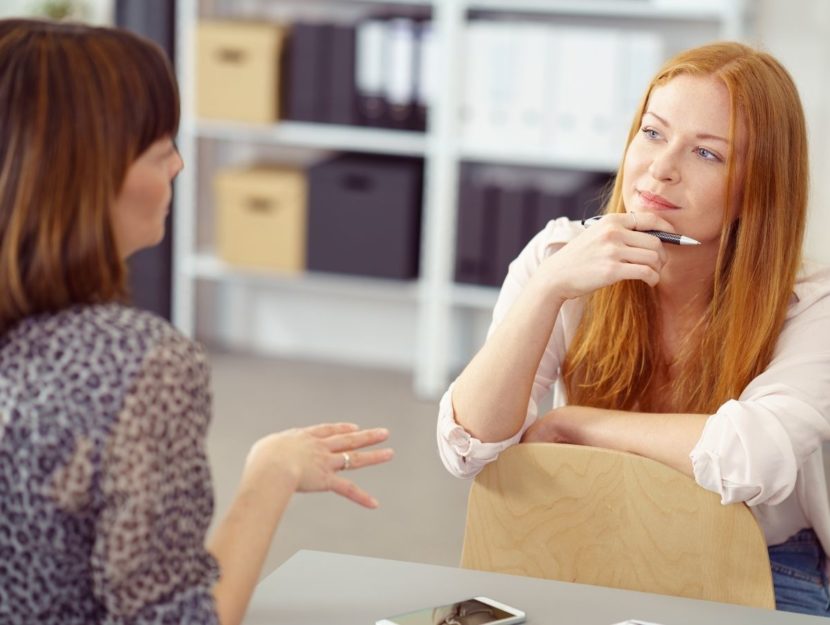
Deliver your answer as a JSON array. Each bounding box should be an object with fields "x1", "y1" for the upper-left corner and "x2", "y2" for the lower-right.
[{"x1": 376, "y1": 596, "x2": 526, "y2": 625}]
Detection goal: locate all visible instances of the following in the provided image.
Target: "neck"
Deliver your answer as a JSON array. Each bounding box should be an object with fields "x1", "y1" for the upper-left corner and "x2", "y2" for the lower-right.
[
  {"x1": 654, "y1": 243, "x2": 719, "y2": 361},
  {"x1": 656, "y1": 242, "x2": 718, "y2": 315}
]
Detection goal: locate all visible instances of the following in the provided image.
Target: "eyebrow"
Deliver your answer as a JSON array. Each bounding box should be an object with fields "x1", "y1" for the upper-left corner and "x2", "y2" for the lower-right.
[{"x1": 643, "y1": 111, "x2": 729, "y2": 144}]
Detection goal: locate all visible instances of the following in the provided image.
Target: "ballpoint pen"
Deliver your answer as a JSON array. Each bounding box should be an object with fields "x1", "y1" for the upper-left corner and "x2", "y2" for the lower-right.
[{"x1": 581, "y1": 215, "x2": 700, "y2": 246}]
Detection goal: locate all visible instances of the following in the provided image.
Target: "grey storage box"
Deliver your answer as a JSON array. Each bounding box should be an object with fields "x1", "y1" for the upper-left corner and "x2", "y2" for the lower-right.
[{"x1": 306, "y1": 154, "x2": 423, "y2": 279}]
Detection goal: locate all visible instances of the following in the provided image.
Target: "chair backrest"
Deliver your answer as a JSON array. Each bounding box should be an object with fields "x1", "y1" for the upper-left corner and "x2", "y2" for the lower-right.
[{"x1": 461, "y1": 443, "x2": 775, "y2": 609}]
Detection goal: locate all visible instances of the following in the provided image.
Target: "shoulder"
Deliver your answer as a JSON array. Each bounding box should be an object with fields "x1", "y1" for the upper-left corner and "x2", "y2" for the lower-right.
[
  {"x1": 513, "y1": 217, "x2": 584, "y2": 270},
  {"x1": 1, "y1": 303, "x2": 206, "y2": 387},
  {"x1": 788, "y1": 260, "x2": 830, "y2": 319}
]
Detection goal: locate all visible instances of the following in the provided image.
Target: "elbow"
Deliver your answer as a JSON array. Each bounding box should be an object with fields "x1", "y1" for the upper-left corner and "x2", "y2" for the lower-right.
[
  {"x1": 437, "y1": 440, "x2": 485, "y2": 480},
  {"x1": 692, "y1": 448, "x2": 798, "y2": 506}
]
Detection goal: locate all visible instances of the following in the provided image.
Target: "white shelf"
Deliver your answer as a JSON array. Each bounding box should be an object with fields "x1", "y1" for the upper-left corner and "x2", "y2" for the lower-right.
[
  {"x1": 184, "y1": 253, "x2": 420, "y2": 303},
  {"x1": 460, "y1": 142, "x2": 619, "y2": 171},
  {"x1": 452, "y1": 283, "x2": 500, "y2": 310},
  {"x1": 196, "y1": 119, "x2": 427, "y2": 156},
  {"x1": 464, "y1": 0, "x2": 734, "y2": 20},
  {"x1": 358, "y1": 0, "x2": 432, "y2": 5},
  {"x1": 174, "y1": 0, "x2": 750, "y2": 397}
]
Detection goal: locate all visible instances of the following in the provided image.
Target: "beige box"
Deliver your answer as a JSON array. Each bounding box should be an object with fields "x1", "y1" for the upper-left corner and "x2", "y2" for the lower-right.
[
  {"x1": 197, "y1": 20, "x2": 285, "y2": 123},
  {"x1": 214, "y1": 167, "x2": 307, "y2": 271}
]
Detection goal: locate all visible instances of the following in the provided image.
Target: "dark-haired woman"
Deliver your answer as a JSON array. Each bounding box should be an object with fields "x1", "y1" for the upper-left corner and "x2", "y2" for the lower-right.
[{"x1": 0, "y1": 19, "x2": 393, "y2": 625}]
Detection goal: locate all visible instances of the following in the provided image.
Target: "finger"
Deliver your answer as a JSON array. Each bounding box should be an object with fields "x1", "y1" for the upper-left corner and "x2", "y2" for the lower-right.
[
  {"x1": 329, "y1": 476, "x2": 380, "y2": 509},
  {"x1": 304, "y1": 422, "x2": 359, "y2": 438},
  {"x1": 618, "y1": 262, "x2": 661, "y2": 287},
  {"x1": 621, "y1": 228, "x2": 664, "y2": 250},
  {"x1": 619, "y1": 247, "x2": 664, "y2": 273},
  {"x1": 621, "y1": 230, "x2": 668, "y2": 264},
  {"x1": 626, "y1": 211, "x2": 677, "y2": 234},
  {"x1": 324, "y1": 427, "x2": 390, "y2": 452},
  {"x1": 334, "y1": 447, "x2": 395, "y2": 471}
]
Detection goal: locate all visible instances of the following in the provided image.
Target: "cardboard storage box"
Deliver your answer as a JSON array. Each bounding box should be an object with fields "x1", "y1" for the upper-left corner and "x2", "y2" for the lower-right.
[
  {"x1": 306, "y1": 154, "x2": 422, "y2": 280},
  {"x1": 214, "y1": 166, "x2": 307, "y2": 271},
  {"x1": 197, "y1": 20, "x2": 286, "y2": 123}
]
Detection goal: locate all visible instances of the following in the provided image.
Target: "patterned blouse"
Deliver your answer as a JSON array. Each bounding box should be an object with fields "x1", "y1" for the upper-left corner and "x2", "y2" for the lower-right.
[{"x1": 0, "y1": 304, "x2": 220, "y2": 624}]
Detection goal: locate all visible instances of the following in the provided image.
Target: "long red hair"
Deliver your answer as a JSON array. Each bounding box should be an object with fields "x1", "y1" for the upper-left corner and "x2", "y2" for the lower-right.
[{"x1": 562, "y1": 42, "x2": 808, "y2": 413}]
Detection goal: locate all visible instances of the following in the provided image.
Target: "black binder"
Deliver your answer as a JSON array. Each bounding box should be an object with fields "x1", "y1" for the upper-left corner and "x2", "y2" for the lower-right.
[
  {"x1": 285, "y1": 22, "x2": 332, "y2": 123},
  {"x1": 327, "y1": 24, "x2": 359, "y2": 125}
]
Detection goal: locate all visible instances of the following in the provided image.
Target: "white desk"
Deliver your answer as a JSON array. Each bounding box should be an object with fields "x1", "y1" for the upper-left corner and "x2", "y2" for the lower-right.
[{"x1": 244, "y1": 550, "x2": 828, "y2": 625}]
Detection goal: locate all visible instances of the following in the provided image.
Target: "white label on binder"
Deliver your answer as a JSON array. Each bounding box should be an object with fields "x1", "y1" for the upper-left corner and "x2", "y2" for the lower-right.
[
  {"x1": 385, "y1": 18, "x2": 417, "y2": 106},
  {"x1": 356, "y1": 19, "x2": 386, "y2": 96},
  {"x1": 416, "y1": 22, "x2": 437, "y2": 108}
]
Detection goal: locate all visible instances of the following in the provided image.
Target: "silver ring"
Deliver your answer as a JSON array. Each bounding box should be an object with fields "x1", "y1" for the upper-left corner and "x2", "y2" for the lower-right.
[
  {"x1": 630, "y1": 211, "x2": 638, "y2": 230},
  {"x1": 341, "y1": 452, "x2": 351, "y2": 471}
]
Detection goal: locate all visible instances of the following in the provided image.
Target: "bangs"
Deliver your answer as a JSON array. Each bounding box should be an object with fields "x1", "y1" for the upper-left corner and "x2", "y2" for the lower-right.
[{"x1": 112, "y1": 29, "x2": 180, "y2": 156}]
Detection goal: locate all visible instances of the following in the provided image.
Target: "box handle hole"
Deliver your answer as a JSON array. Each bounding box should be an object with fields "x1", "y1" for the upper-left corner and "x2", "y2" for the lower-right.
[
  {"x1": 245, "y1": 197, "x2": 277, "y2": 213},
  {"x1": 215, "y1": 48, "x2": 246, "y2": 64},
  {"x1": 342, "y1": 174, "x2": 373, "y2": 193}
]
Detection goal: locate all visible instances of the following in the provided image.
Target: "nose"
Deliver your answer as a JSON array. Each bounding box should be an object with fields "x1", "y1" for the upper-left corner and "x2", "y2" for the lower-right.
[
  {"x1": 171, "y1": 150, "x2": 185, "y2": 177},
  {"x1": 648, "y1": 146, "x2": 680, "y2": 183}
]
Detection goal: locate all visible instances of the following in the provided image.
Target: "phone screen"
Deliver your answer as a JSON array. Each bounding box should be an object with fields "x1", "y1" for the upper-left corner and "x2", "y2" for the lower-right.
[{"x1": 381, "y1": 598, "x2": 517, "y2": 625}]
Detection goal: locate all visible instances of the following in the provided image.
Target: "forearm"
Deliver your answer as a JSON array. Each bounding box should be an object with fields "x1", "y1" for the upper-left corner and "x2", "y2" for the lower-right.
[
  {"x1": 207, "y1": 473, "x2": 296, "y2": 625},
  {"x1": 453, "y1": 278, "x2": 564, "y2": 442},
  {"x1": 549, "y1": 406, "x2": 709, "y2": 477}
]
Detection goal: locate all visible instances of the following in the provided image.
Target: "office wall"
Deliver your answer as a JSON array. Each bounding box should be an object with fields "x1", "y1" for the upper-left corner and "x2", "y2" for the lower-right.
[{"x1": 756, "y1": 0, "x2": 830, "y2": 264}]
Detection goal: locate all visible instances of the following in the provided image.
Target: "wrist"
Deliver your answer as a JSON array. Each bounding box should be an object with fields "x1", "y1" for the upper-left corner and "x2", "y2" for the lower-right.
[
  {"x1": 526, "y1": 268, "x2": 568, "y2": 310},
  {"x1": 243, "y1": 440, "x2": 302, "y2": 493},
  {"x1": 550, "y1": 406, "x2": 590, "y2": 445}
]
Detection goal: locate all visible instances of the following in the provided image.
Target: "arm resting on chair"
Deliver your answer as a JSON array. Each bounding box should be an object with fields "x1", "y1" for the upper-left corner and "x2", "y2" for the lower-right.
[{"x1": 521, "y1": 405, "x2": 708, "y2": 478}]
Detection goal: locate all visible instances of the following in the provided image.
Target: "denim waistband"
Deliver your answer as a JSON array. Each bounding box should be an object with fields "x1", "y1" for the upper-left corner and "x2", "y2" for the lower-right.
[{"x1": 769, "y1": 528, "x2": 824, "y2": 558}]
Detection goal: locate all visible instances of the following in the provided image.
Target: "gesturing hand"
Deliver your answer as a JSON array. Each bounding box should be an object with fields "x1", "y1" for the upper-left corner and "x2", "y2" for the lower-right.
[
  {"x1": 244, "y1": 422, "x2": 394, "y2": 508},
  {"x1": 535, "y1": 212, "x2": 675, "y2": 303}
]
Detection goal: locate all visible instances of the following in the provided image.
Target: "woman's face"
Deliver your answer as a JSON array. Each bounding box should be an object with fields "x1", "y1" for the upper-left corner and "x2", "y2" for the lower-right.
[
  {"x1": 622, "y1": 74, "x2": 744, "y2": 246},
  {"x1": 111, "y1": 136, "x2": 183, "y2": 258}
]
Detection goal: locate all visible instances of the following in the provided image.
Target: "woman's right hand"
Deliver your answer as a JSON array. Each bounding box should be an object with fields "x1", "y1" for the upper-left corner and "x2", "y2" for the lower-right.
[
  {"x1": 243, "y1": 423, "x2": 393, "y2": 508},
  {"x1": 535, "y1": 212, "x2": 673, "y2": 303}
]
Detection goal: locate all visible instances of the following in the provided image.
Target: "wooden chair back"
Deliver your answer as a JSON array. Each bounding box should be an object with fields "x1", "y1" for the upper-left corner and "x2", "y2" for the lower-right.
[{"x1": 461, "y1": 443, "x2": 775, "y2": 608}]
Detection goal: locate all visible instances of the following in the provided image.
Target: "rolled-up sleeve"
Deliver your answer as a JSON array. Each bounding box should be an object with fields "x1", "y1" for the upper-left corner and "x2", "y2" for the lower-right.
[
  {"x1": 437, "y1": 218, "x2": 581, "y2": 478},
  {"x1": 691, "y1": 273, "x2": 830, "y2": 506}
]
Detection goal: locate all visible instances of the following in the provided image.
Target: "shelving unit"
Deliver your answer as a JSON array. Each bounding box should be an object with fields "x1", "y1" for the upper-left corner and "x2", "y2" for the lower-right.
[{"x1": 173, "y1": 0, "x2": 751, "y2": 398}]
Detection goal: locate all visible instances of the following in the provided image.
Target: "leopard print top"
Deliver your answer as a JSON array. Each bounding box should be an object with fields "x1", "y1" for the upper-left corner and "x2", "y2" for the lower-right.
[{"x1": 0, "y1": 304, "x2": 220, "y2": 624}]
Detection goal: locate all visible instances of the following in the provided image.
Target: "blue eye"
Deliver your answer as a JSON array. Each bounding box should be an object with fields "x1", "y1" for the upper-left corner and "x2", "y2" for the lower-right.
[
  {"x1": 641, "y1": 127, "x2": 660, "y2": 140},
  {"x1": 697, "y1": 147, "x2": 722, "y2": 162}
]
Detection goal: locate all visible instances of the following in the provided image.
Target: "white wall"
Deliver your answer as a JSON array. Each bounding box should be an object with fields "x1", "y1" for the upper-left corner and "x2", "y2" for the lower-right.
[{"x1": 755, "y1": 0, "x2": 830, "y2": 264}]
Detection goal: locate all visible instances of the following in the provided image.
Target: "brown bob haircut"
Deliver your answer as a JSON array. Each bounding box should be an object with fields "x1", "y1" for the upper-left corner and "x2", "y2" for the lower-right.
[{"x1": 0, "y1": 19, "x2": 179, "y2": 334}]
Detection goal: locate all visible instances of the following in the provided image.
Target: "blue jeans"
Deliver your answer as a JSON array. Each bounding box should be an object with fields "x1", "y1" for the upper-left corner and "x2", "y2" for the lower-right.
[{"x1": 769, "y1": 528, "x2": 830, "y2": 617}]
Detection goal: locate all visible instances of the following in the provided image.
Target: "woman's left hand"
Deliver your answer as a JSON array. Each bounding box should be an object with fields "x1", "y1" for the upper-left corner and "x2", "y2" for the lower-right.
[{"x1": 521, "y1": 407, "x2": 582, "y2": 444}]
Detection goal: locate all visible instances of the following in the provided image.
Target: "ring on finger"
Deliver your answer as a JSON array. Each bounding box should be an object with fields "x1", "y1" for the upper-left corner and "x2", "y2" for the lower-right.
[{"x1": 341, "y1": 452, "x2": 351, "y2": 471}]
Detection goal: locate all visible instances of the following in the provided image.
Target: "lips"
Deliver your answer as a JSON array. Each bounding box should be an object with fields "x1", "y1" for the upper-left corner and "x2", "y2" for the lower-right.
[{"x1": 638, "y1": 190, "x2": 679, "y2": 210}]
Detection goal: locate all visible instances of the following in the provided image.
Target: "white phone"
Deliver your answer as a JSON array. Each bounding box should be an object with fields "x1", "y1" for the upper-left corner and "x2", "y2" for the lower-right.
[{"x1": 376, "y1": 595, "x2": 526, "y2": 625}]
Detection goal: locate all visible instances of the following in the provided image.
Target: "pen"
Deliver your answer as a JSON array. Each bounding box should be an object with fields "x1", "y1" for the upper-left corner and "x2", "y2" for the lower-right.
[{"x1": 581, "y1": 215, "x2": 700, "y2": 246}]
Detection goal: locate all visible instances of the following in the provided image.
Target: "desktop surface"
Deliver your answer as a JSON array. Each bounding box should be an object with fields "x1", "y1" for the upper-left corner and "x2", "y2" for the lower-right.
[{"x1": 243, "y1": 550, "x2": 828, "y2": 625}]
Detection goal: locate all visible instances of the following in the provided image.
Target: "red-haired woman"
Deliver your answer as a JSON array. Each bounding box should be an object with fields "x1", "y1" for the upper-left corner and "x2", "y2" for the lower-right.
[
  {"x1": 438, "y1": 42, "x2": 830, "y2": 616},
  {"x1": 0, "y1": 19, "x2": 393, "y2": 625}
]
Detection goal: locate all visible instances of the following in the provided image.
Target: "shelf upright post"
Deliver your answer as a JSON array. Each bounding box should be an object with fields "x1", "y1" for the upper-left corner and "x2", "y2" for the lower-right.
[
  {"x1": 172, "y1": 0, "x2": 199, "y2": 336},
  {"x1": 414, "y1": 0, "x2": 466, "y2": 398}
]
